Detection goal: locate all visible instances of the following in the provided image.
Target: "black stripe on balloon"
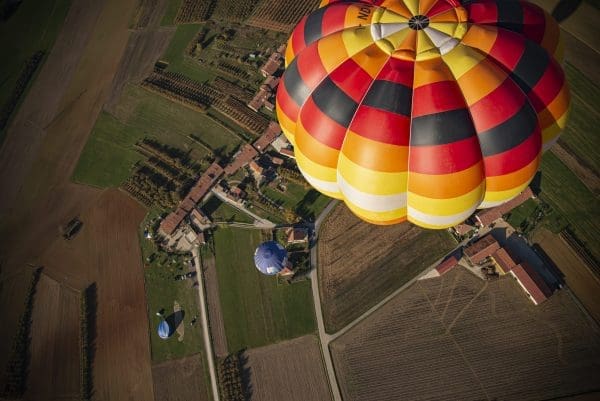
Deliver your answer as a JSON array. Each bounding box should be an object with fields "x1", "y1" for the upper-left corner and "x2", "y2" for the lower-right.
[
  {"x1": 362, "y1": 80, "x2": 412, "y2": 116},
  {"x1": 496, "y1": 1, "x2": 524, "y2": 33},
  {"x1": 478, "y1": 102, "x2": 538, "y2": 157},
  {"x1": 510, "y1": 40, "x2": 550, "y2": 93},
  {"x1": 304, "y1": 6, "x2": 327, "y2": 46},
  {"x1": 410, "y1": 109, "x2": 477, "y2": 146},
  {"x1": 312, "y1": 77, "x2": 358, "y2": 128},
  {"x1": 283, "y1": 58, "x2": 312, "y2": 107}
]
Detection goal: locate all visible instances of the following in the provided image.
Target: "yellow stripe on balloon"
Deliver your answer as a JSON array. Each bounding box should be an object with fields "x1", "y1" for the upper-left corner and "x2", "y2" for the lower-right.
[
  {"x1": 407, "y1": 205, "x2": 477, "y2": 228},
  {"x1": 276, "y1": 106, "x2": 297, "y2": 145},
  {"x1": 441, "y1": 43, "x2": 485, "y2": 79},
  {"x1": 294, "y1": 145, "x2": 338, "y2": 185},
  {"x1": 407, "y1": 181, "x2": 484, "y2": 216},
  {"x1": 541, "y1": 110, "x2": 569, "y2": 148},
  {"x1": 337, "y1": 153, "x2": 408, "y2": 195},
  {"x1": 344, "y1": 198, "x2": 408, "y2": 224},
  {"x1": 481, "y1": 179, "x2": 531, "y2": 206}
]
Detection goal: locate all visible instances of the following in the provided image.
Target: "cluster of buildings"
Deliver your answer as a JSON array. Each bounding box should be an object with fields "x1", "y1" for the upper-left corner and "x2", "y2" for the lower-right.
[
  {"x1": 434, "y1": 232, "x2": 559, "y2": 305},
  {"x1": 158, "y1": 119, "x2": 294, "y2": 243},
  {"x1": 452, "y1": 187, "x2": 534, "y2": 237},
  {"x1": 249, "y1": 44, "x2": 286, "y2": 113}
]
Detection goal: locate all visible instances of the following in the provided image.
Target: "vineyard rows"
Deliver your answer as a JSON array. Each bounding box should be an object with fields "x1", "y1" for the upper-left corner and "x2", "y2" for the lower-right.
[
  {"x1": 212, "y1": 96, "x2": 269, "y2": 136},
  {"x1": 247, "y1": 0, "x2": 320, "y2": 32},
  {"x1": 331, "y1": 270, "x2": 600, "y2": 401},
  {"x1": 142, "y1": 71, "x2": 218, "y2": 111},
  {"x1": 209, "y1": 77, "x2": 254, "y2": 103},
  {"x1": 174, "y1": 0, "x2": 213, "y2": 24}
]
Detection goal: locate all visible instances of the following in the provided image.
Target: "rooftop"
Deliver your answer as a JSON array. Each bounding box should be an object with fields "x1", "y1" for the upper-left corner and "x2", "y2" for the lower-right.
[
  {"x1": 476, "y1": 187, "x2": 533, "y2": 227},
  {"x1": 224, "y1": 144, "x2": 258, "y2": 175}
]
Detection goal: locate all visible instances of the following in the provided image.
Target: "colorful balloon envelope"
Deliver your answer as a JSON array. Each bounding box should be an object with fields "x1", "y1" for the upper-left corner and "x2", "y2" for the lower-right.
[{"x1": 276, "y1": 0, "x2": 570, "y2": 228}]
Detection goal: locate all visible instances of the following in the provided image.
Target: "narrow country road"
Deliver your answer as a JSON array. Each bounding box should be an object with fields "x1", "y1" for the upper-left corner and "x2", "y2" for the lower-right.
[
  {"x1": 192, "y1": 246, "x2": 220, "y2": 401},
  {"x1": 309, "y1": 201, "x2": 474, "y2": 400}
]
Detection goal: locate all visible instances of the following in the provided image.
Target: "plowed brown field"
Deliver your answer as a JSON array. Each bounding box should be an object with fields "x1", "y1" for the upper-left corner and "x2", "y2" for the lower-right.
[
  {"x1": 317, "y1": 205, "x2": 455, "y2": 333},
  {"x1": 152, "y1": 354, "x2": 210, "y2": 401},
  {"x1": 331, "y1": 267, "x2": 600, "y2": 401},
  {"x1": 246, "y1": 335, "x2": 331, "y2": 401},
  {"x1": 24, "y1": 273, "x2": 80, "y2": 401}
]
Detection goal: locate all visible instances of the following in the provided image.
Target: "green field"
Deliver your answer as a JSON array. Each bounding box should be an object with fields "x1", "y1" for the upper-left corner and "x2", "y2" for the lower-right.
[
  {"x1": 538, "y1": 152, "x2": 600, "y2": 260},
  {"x1": 263, "y1": 184, "x2": 330, "y2": 220},
  {"x1": 506, "y1": 198, "x2": 538, "y2": 229},
  {"x1": 72, "y1": 84, "x2": 242, "y2": 187},
  {"x1": 214, "y1": 228, "x2": 316, "y2": 352},
  {"x1": 561, "y1": 63, "x2": 600, "y2": 172},
  {"x1": 0, "y1": 0, "x2": 71, "y2": 143},
  {"x1": 162, "y1": 24, "x2": 215, "y2": 83},
  {"x1": 139, "y1": 210, "x2": 204, "y2": 362},
  {"x1": 160, "y1": 0, "x2": 182, "y2": 26},
  {"x1": 201, "y1": 197, "x2": 254, "y2": 224}
]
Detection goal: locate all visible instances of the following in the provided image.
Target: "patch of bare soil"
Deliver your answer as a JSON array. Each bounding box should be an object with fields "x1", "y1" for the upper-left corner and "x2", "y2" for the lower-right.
[
  {"x1": 152, "y1": 354, "x2": 210, "y2": 401},
  {"x1": 24, "y1": 273, "x2": 80, "y2": 401},
  {"x1": 318, "y1": 205, "x2": 454, "y2": 333},
  {"x1": 552, "y1": 142, "x2": 600, "y2": 195},
  {"x1": 331, "y1": 268, "x2": 600, "y2": 401},
  {"x1": 202, "y1": 254, "x2": 228, "y2": 358},
  {"x1": 246, "y1": 335, "x2": 331, "y2": 401}
]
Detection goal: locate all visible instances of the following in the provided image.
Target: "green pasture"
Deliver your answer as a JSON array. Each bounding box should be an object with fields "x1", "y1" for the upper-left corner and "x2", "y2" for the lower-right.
[
  {"x1": 160, "y1": 0, "x2": 182, "y2": 26},
  {"x1": 162, "y1": 24, "x2": 215, "y2": 82},
  {"x1": 214, "y1": 228, "x2": 316, "y2": 352}
]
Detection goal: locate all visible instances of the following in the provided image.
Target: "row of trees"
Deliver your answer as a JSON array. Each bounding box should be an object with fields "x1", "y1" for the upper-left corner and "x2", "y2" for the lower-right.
[
  {"x1": 80, "y1": 283, "x2": 97, "y2": 400},
  {"x1": 0, "y1": 51, "x2": 44, "y2": 130},
  {"x1": 2, "y1": 267, "x2": 42, "y2": 398},
  {"x1": 217, "y1": 352, "x2": 250, "y2": 401}
]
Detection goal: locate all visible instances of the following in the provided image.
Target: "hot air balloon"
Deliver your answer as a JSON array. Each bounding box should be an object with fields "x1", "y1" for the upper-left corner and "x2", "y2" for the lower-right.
[
  {"x1": 157, "y1": 320, "x2": 171, "y2": 339},
  {"x1": 254, "y1": 241, "x2": 289, "y2": 275},
  {"x1": 276, "y1": 0, "x2": 570, "y2": 229}
]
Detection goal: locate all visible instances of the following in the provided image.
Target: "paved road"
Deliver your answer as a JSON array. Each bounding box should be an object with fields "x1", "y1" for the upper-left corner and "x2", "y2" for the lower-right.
[
  {"x1": 211, "y1": 188, "x2": 275, "y2": 228},
  {"x1": 309, "y1": 200, "x2": 342, "y2": 401},
  {"x1": 192, "y1": 246, "x2": 220, "y2": 401},
  {"x1": 309, "y1": 201, "x2": 473, "y2": 401}
]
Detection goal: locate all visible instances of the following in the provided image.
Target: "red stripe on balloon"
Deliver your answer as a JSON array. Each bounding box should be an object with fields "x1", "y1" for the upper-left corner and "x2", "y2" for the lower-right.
[
  {"x1": 328, "y1": 58, "x2": 374, "y2": 103},
  {"x1": 408, "y1": 136, "x2": 482, "y2": 175},
  {"x1": 412, "y1": 81, "x2": 467, "y2": 117},
  {"x1": 350, "y1": 105, "x2": 410, "y2": 146},
  {"x1": 300, "y1": 96, "x2": 348, "y2": 150},
  {"x1": 469, "y1": 78, "x2": 526, "y2": 133},
  {"x1": 483, "y1": 130, "x2": 541, "y2": 176}
]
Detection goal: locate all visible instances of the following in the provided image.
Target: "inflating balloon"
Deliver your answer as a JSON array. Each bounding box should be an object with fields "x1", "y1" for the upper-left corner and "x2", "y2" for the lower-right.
[{"x1": 276, "y1": 0, "x2": 570, "y2": 228}]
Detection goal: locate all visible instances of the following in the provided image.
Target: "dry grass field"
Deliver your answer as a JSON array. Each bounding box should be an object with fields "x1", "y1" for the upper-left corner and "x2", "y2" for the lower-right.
[
  {"x1": 533, "y1": 228, "x2": 600, "y2": 323},
  {"x1": 152, "y1": 354, "x2": 210, "y2": 401},
  {"x1": 245, "y1": 335, "x2": 331, "y2": 401},
  {"x1": 318, "y1": 205, "x2": 455, "y2": 333},
  {"x1": 331, "y1": 267, "x2": 600, "y2": 401},
  {"x1": 246, "y1": 0, "x2": 320, "y2": 32},
  {"x1": 24, "y1": 273, "x2": 80, "y2": 401}
]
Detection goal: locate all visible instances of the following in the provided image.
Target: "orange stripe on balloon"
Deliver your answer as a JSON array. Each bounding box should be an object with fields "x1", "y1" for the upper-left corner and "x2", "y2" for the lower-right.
[
  {"x1": 485, "y1": 154, "x2": 539, "y2": 192},
  {"x1": 341, "y1": 131, "x2": 409, "y2": 173},
  {"x1": 408, "y1": 161, "x2": 485, "y2": 199}
]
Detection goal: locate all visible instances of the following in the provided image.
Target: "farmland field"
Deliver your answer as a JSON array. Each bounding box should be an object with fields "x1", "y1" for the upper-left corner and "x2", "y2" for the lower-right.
[
  {"x1": 331, "y1": 267, "x2": 600, "y2": 401},
  {"x1": 533, "y1": 228, "x2": 600, "y2": 323},
  {"x1": 245, "y1": 335, "x2": 331, "y2": 401},
  {"x1": 152, "y1": 354, "x2": 210, "y2": 401},
  {"x1": 247, "y1": 0, "x2": 320, "y2": 32},
  {"x1": 318, "y1": 205, "x2": 456, "y2": 333},
  {"x1": 139, "y1": 209, "x2": 204, "y2": 362},
  {"x1": 0, "y1": 0, "x2": 71, "y2": 143},
  {"x1": 161, "y1": 24, "x2": 215, "y2": 82},
  {"x1": 539, "y1": 152, "x2": 600, "y2": 261},
  {"x1": 161, "y1": 0, "x2": 183, "y2": 25},
  {"x1": 25, "y1": 273, "x2": 80, "y2": 401},
  {"x1": 73, "y1": 84, "x2": 242, "y2": 188},
  {"x1": 214, "y1": 228, "x2": 316, "y2": 352},
  {"x1": 264, "y1": 184, "x2": 330, "y2": 220}
]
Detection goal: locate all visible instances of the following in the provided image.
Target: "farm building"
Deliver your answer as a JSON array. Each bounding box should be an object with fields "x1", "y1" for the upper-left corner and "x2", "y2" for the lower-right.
[
  {"x1": 254, "y1": 241, "x2": 293, "y2": 276},
  {"x1": 492, "y1": 248, "x2": 516, "y2": 275},
  {"x1": 279, "y1": 148, "x2": 295, "y2": 159},
  {"x1": 159, "y1": 208, "x2": 187, "y2": 236},
  {"x1": 224, "y1": 144, "x2": 258, "y2": 175},
  {"x1": 190, "y1": 208, "x2": 211, "y2": 232},
  {"x1": 464, "y1": 235, "x2": 500, "y2": 265},
  {"x1": 260, "y1": 51, "x2": 283, "y2": 77},
  {"x1": 253, "y1": 121, "x2": 282, "y2": 153},
  {"x1": 286, "y1": 227, "x2": 308, "y2": 244},
  {"x1": 435, "y1": 255, "x2": 459, "y2": 275},
  {"x1": 452, "y1": 223, "x2": 475, "y2": 236},
  {"x1": 510, "y1": 262, "x2": 553, "y2": 305},
  {"x1": 271, "y1": 134, "x2": 290, "y2": 152},
  {"x1": 475, "y1": 187, "x2": 534, "y2": 227}
]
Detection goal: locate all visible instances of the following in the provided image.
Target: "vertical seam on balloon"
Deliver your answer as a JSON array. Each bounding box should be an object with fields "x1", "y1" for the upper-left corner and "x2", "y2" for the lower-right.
[
  {"x1": 437, "y1": 42, "x2": 486, "y2": 209},
  {"x1": 335, "y1": 49, "x2": 392, "y2": 198}
]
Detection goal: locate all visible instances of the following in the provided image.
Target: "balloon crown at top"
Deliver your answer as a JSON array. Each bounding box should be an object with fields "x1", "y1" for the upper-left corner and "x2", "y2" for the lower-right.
[{"x1": 368, "y1": 0, "x2": 467, "y2": 60}]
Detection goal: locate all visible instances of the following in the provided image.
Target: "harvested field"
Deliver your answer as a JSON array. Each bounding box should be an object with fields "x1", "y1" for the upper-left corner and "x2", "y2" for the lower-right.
[
  {"x1": 331, "y1": 267, "x2": 600, "y2": 401},
  {"x1": 533, "y1": 228, "x2": 600, "y2": 323},
  {"x1": 106, "y1": 0, "x2": 175, "y2": 112},
  {"x1": 318, "y1": 205, "x2": 455, "y2": 333},
  {"x1": 245, "y1": 335, "x2": 331, "y2": 401},
  {"x1": 39, "y1": 189, "x2": 155, "y2": 401},
  {"x1": 152, "y1": 354, "x2": 210, "y2": 401},
  {"x1": 24, "y1": 273, "x2": 80, "y2": 401},
  {"x1": 202, "y1": 253, "x2": 228, "y2": 358},
  {"x1": 247, "y1": 0, "x2": 320, "y2": 32}
]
